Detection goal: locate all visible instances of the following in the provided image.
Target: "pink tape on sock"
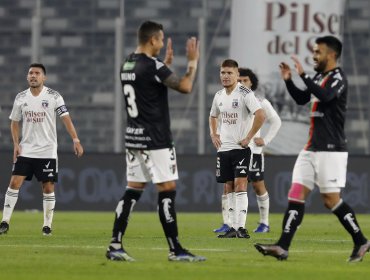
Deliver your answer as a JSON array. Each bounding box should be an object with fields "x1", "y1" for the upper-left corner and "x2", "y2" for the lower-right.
[{"x1": 288, "y1": 183, "x2": 305, "y2": 202}]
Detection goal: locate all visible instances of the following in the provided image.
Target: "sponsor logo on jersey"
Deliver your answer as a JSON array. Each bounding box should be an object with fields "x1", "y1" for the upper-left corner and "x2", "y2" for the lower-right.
[
  {"x1": 25, "y1": 110, "x2": 46, "y2": 123},
  {"x1": 42, "y1": 100, "x2": 49, "y2": 109},
  {"x1": 123, "y1": 61, "x2": 136, "y2": 71},
  {"x1": 221, "y1": 111, "x2": 238, "y2": 125},
  {"x1": 126, "y1": 127, "x2": 144, "y2": 135}
]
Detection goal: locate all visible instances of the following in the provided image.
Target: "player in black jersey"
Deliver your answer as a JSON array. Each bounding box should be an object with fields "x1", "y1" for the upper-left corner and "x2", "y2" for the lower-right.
[
  {"x1": 106, "y1": 21, "x2": 205, "y2": 262},
  {"x1": 255, "y1": 36, "x2": 370, "y2": 262}
]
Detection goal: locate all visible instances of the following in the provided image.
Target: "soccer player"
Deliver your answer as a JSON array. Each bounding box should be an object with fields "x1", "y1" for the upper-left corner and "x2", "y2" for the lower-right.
[
  {"x1": 0, "y1": 63, "x2": 83, "y2": 236},
  {"x1": 213, "y1": 68, "x2": 281, "y2": 234},
  {"x1": 105, "y1": 21, "x2": 205, "y2": 262},
  {"x1": 209, "y1": 59, "x2": 265, "y2": 239},
  {"x1": 254, "y1": 36, "x2": 370, "y2": 262}
]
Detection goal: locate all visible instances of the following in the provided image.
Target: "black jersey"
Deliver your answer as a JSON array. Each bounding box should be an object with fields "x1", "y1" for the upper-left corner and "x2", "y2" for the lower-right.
[
  {"x1": 285, "y1": 67, "x2": 348, "y2": 151},
  {"x1": 120, "y1": 53, "x2": 173, "y2": 150}
]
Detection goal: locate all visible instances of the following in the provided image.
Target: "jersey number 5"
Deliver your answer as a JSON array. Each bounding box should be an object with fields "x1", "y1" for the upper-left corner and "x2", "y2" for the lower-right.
[{"x1": 123, "y1": 84, "x2": 138, "y2": 118}]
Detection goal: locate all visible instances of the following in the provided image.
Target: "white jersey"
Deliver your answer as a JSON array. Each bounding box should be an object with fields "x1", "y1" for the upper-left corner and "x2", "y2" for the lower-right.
[
  {"x1": 9, "y1": 86, "x2": 69, "y2": 158},
  {"x1": 210, "y1": 83, "x2": 262, "y2": 152},
  {"x1": 247, "y1": 96, "x2": 281, "y2": 154}
]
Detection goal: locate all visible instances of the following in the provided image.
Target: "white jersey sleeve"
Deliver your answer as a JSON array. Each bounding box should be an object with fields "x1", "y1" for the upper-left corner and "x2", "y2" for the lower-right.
[
  {"x1": 260, "y1": 98, "x2": 281, "y2": 145},
  {"x1": 210, "y1": 90, "x2": 221, "y2": 117},
  {"x1": 9, "y1": 91, "x2": 27, "y2": 121},
  {"x1": 55, "y1": 94, "x2": 69, "y2": 117},
  {"x1": 240, "y1": 87, "x2": 261, "y2": 115}
]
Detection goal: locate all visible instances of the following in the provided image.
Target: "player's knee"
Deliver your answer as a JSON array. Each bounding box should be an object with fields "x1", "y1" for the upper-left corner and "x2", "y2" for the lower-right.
[{"x1": 288, "y1": 183, "x2": 306, "y2": 203}]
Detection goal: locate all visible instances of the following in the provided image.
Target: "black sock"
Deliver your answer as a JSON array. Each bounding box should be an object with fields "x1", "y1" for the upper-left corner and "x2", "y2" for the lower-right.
[
  {"x1": 111, "y1": 188, "x2": 142, "y2": 243},
  {"x1": 277, "y1": 201, "x2": 305, "y2": 250},
  {"x1": 332, "y1": 201, "x2": 367, "y2": 245},
  {"x1": 158, "y1": 191, "x2": 182, "y2": 252}
]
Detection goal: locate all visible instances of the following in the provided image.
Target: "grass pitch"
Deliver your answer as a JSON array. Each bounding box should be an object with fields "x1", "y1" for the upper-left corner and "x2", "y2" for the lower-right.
[{"x1": 0, "y1": 211, "x2": 369, "y2": 280}]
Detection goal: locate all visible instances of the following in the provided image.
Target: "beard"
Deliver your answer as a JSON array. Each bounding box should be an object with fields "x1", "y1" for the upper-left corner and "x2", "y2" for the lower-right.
[{"x1": 313, "y1": 60, "x2": 327, "y2": 73}]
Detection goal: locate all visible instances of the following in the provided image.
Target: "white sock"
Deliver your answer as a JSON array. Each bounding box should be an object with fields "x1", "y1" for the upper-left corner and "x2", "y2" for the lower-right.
[
  {"x1": 235, "y1": 191, "x2": 248, "y2": 229},
  {"x1": 221, "y1": 194, "x2": 228, "y2": 225},
  {"x1": 226, "y1": 192, "x2": 235, "y2": 228},
  {"x1": 2, "y1": 188, "x2": 19, "y2": 223},
  {"x1": 256, "y1": 192, "x2": 269, "y2": 225},
  {"x1": 43, "y1": 192, "x2": 56, "y2": 228}
]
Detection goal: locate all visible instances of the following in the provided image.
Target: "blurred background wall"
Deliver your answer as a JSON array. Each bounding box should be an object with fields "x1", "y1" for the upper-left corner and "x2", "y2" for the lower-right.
[{"x1": 0, "y1": 0, "x2": 369, "y2": 155}]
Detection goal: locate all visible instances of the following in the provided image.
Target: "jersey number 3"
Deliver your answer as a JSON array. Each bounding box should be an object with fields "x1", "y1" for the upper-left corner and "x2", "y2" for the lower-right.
[{"x1": 123, "y1": 84, "x2": 138, "y2": 118}]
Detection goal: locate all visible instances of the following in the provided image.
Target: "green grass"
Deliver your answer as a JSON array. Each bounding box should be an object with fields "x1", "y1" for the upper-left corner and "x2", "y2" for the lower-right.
[{"x1": 0, "y1": 211, "x2": 369, "y2": 280}]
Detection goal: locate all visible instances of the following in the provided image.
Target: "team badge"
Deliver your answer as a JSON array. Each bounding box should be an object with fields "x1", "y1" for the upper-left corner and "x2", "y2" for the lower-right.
[
  {"x1": 41, "y1": 100, "x2": 49, "y2": 109},
  {"x1": 232, "y1": 99, "x2": 239, "y2": 108}
]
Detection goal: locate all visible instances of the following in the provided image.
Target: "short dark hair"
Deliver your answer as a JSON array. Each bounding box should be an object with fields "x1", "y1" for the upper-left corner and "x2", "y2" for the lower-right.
[
  {"x1": 315, "y1": 36, "x2": 342, "y2": 59},
  {"x1": 29, "y1": 63, "x2": 46, "y2": 74},
  {"x1": 239, "y1": 68, "x2": 259, "y2": 91},
  {"x1": 137, "y1": 21, "x2": 163, "y2": 45},
  {"x1": 221, "y1": 59, "x2": 238, "y2": 68}
]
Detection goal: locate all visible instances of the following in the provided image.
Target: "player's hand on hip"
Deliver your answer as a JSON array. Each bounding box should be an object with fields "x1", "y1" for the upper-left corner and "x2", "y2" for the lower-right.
[
  {"x1": 254, "y1": 137, "x2": 265, "y2": 147},
  {"x1": 239, "y1": 137, "x2": 251, "y2": 148}
]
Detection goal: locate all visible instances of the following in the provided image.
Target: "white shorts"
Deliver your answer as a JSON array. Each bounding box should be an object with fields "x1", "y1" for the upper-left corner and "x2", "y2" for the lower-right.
[
  {"x1": 126, "y1": 148, "x2": 179, "y2": 184},
  {"x1": 292, "y1": 150, "x2": 348, "y2": 193}
]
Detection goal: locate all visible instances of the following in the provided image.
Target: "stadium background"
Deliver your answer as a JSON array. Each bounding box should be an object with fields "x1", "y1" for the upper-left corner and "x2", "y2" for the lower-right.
[{"x1": 0, "y1": 0, "x2": 369, "y2": 212}]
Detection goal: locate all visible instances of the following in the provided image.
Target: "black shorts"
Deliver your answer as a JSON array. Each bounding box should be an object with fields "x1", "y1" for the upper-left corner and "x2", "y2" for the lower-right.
[
  {"x1": 216, "y1": 148, "x2": 251, "y2": 183},
  {"x1": 248, "y1": 153, "x2": 264, "y2": 182},
  {"x1": 12, "y1": 156, "x2": 58, "y2": 182}
]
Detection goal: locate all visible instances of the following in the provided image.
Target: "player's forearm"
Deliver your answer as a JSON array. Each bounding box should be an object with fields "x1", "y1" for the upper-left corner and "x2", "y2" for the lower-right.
[
  {"x1": 263, "y1": 114, "x2": 282, "y2": 145},
  {"x1": 285, "y1": 79, "x2": 310, "y2": 105},
  {"x1": 209, "y1": 116, "x2": 218, "y2": 136},
  {"x1": 10, "y1": 121, "x2": 20, "y2": 145},
  {"x1": 62, "y1": 115, "x2": 80, "y2": 142},
  {"x1": 246, "y1": 109, "x2": 265, "y2": 141},
  {"x1": 178, "y1": 63, "x2": 197, "y2": 93}
]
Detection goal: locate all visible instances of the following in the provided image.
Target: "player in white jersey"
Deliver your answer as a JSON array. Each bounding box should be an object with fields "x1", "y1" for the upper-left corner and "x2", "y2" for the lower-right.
[
  {"x1": 213, "y1": 68, "x2": 281, "y2": 234},
  {"x1": 209, "y1": 59, "x2": 265, "y2": 238},
  {"x1": 0, "y1": 63, "x2": 83, "y2": 236}
]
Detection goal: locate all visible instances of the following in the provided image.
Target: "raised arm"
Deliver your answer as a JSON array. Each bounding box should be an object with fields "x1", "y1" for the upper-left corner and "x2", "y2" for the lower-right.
[
  {"x1": 280, "y1": 61, "x2": 311, "y2": 105},
  {"x1": 163, "y1": 37, "x2": 200, "y2": 94}
]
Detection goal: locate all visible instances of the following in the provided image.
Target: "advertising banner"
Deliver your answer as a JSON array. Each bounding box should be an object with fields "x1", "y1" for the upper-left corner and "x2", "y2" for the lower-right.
[
  {"x1": 0, "y1": 152, "x2": 368, "y2": 213},
  {"x1": 230, "y1": 0, "x2": 346, "y2": 154}
]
